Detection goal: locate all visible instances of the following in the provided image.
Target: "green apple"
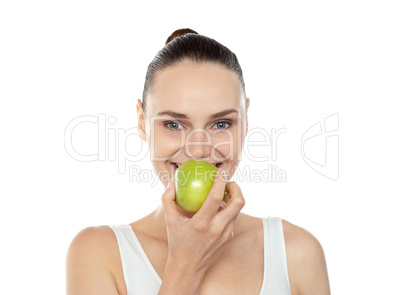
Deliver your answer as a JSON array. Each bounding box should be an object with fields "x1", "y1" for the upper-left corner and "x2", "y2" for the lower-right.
[{"x1": 175, "y1": 159, "x2": 226, "y2": 213}]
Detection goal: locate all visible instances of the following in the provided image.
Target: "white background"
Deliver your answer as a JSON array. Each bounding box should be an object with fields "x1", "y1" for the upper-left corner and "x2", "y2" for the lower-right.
[{"x1": 1, "y1": 1, "x2": 401, "y2": 294}]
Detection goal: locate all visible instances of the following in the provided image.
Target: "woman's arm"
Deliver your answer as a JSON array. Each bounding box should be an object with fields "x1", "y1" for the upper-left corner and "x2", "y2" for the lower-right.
[
  {"x1": 158, "y1": 257, "x2": 207, "y2": 295},
  {"x1": 66, "y1": 226, "x2": 120, "y2": 295},
  {"x1": 283, "y1": 220, "x2": 331, "y2": 295}
]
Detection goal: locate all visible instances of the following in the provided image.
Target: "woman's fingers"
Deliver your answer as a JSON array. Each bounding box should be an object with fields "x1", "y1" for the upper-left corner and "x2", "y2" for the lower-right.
[
  {"x1": 217, "y1": 181, "x2": 245, "y2": 223},
  {"x1": 162, "y1": 170, "x2": 243, "y2": 231},
  {"x1": 161, "y1": 176, "x2": 186, "y2": 225},
  {"x1": 195, "y1": 169, "x2": 228, "y2": 222}
]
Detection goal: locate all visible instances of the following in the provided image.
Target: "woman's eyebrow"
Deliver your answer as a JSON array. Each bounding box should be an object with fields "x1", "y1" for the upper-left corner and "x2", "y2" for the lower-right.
[
  {"x1": 157, "y1": 108, "x2": 238, "y2": 119},
  {"x1": 209, "y1": 108, "x2": 238, "y2": 119}
]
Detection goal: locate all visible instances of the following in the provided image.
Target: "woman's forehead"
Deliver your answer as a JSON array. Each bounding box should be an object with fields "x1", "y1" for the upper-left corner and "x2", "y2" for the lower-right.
[{"x1": 148, "y1": 61, "x2": 244, "y2": 115}]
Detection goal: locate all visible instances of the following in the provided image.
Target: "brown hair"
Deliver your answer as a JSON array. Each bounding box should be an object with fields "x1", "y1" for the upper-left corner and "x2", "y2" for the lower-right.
[
  {"x1": 165, "y1": 28, "x2": 199, "y2": 45},
  {"x1": 142, "y1": 28, "x2": 246, "y2": 114}
]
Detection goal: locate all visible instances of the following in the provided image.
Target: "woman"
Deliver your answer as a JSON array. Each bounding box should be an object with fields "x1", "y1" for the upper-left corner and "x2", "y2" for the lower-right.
[{"x1": 66, "y1": 28, "x2": 331, "y2": 295}]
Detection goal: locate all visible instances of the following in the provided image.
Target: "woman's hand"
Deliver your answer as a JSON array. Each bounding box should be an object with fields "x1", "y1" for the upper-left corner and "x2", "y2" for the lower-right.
[{"x1": 159, "y1": 168, "x2": 245, "y2": 294}]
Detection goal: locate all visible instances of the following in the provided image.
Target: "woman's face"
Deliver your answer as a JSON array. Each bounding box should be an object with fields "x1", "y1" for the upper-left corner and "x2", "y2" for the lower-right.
[{"x1": 137, "y1": 60, "x2": 250, "y2": 188}]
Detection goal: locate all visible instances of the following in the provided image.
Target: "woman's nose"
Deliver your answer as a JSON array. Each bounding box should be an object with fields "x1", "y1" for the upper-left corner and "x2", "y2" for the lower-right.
[{"x1": 184, "y1": 128, "x2": 212, "y2": 160}]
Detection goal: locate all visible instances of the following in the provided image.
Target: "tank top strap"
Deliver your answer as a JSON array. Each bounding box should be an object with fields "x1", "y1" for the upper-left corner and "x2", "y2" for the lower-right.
[
  {"x1": 260, "y1": 216, "x2": 292, "y2": 295},
  {"x1": 108, "y1": 224, "x2": 162, "y2": 295}
]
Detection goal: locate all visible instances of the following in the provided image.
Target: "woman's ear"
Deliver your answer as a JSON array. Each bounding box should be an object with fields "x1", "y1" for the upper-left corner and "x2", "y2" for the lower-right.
[{"x1": 136, "y1": 99, "x2": 147, "y2": 142}]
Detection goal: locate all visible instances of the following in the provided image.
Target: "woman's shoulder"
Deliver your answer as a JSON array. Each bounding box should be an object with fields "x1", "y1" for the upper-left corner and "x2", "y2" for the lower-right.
[
  {"x1": 66, "y1": 225, "x2": 124, "y2": 295},
  {"x1": 66, "y1": 225, "x2": 122, "y2": 271},
  {"x1": 67, "y1": 225, "x2": 119, "y2": 253},
  {"x1": 67, "y1": 225, "x2": 123, "y2": 268},
  {"x1": 281, "y1": 218, "x2": 323, "y2": 249},
  {"x1": 281, "y1": 218, "x2": 326, "y2": 271},
  {"x1": 281, "y1": 218, "x2": 331, "y2": 295}
]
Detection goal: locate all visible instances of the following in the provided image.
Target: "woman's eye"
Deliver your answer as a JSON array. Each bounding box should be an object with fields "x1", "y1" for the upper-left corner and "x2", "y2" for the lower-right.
[
  {"x1": 164, "y1": 121, "x2": 184, "y2": 131},
  {"x1": 164, "y1": 120, "x2": 231, "y2": 132},
  {"x1": 213, "y1": 121, "x2": 231, "y2": 130}
]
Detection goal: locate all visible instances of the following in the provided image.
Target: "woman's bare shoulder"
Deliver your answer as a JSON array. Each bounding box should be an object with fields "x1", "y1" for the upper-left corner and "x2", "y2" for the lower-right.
[
  {"x1": 71, "y1": 225, "x2": 116, "y2": 239},
  {"x1": 66, "y1": 226, "x2": 122, "y2": 295},
  {"x1": 67, "y1": 225, "x2": 118, "y2": 257},
  {"x1": 282, "y1": 219, "x2": 323, "y2": 246},
  {"x1": 281, "y1": 219, "x2": 331, "y2": 295}
]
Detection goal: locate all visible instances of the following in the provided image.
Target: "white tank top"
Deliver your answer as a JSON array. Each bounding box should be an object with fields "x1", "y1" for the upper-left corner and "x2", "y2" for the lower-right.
[{"x1": 108, "y1": 216, "x2": 292, "y2": 295}]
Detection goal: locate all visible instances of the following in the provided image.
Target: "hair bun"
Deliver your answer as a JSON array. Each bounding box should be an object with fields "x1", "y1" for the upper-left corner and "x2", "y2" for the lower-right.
[{"x1": 165, "y1": 28, "x2": 199, "y2": 45}]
